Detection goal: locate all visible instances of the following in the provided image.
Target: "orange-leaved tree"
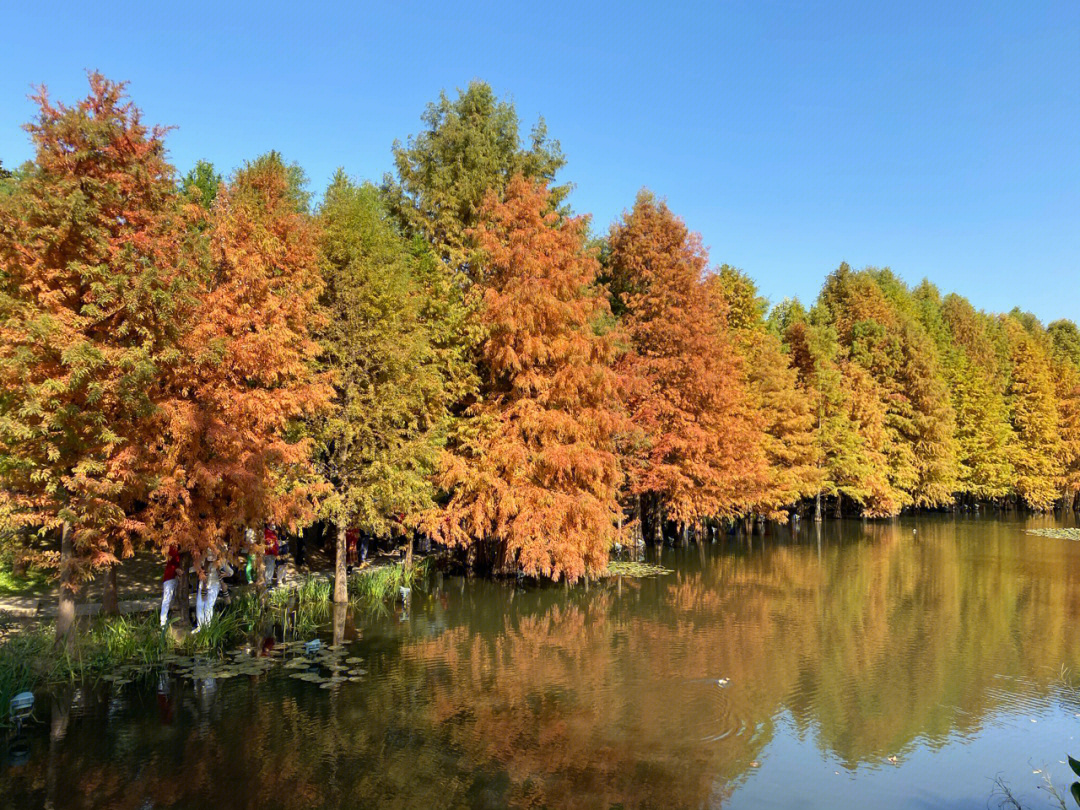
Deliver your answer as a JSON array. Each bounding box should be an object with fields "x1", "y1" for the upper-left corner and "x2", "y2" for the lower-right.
[
  {"x1": 425, "y1": 177, "x2": 623, "y2": 581},
  {"x1": 608, "y1": 192, "x2": 764, "y2": 540},
  {"x1": 0, "y1": 74, "x2": 190, "y2": 645},
  {"x1": 141, "y1": 153, "x2": 332, "y2": 589}
]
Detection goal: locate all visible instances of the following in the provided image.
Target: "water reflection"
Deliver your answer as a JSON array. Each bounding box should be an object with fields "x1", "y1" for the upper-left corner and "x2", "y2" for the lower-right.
[{"x1": 2, "y1": 515, "x2": 1080, "y2": 809}]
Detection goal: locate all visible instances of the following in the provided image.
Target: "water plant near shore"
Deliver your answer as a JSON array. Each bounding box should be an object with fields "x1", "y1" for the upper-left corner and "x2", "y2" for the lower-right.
[
  {"x1": 1026, "y1": 528, "x2": 1080, "y2": 541},
  {"x1": 604, "y1": 561, "x2": 672, "y2": 578},
  {"x1": 0, "y1": 562, "x2": 428, "y2": 722},
  {"x1": 349, "y1": 559, "x2": 428, "y2": 607}
]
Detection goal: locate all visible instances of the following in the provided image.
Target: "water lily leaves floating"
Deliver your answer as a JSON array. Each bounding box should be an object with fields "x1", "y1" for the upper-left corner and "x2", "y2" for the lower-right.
[
  {"x1": 1026, "y1": 528, "x2": 1080, "y2": 541},
  {"x1": 604, "y1": 561, "x2": 672, "y2": 578},
  {"x1": 345, "y1": 657, "x2": 363, "y2": 665}
]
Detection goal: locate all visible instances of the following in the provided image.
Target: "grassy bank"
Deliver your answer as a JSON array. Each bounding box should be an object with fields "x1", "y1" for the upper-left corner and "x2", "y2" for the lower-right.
[
  {"x1": 0, "y1": 560, "x2": 428, "y2": 724},
  {"x1": 0, "y1": 560, "x2": 50, "y2": 598}
]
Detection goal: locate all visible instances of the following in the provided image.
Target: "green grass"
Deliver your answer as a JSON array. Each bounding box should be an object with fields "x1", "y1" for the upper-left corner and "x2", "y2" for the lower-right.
[
  {"x1": 0, "y1": 630, "x2": 54, "y2": 721},
  {"x1": 0, "y1": 561, "x2": 51, "y2": 597},
  {"x1": 349, "y1": 560, "x2": 428, "y2": 608}
]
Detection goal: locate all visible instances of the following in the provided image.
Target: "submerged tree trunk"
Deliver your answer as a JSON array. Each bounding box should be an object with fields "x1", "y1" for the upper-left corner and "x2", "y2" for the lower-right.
[
  {"x1": 332, "y1": 601, "x2": 347, "y2": 646},
  {"x1": 55, "y1": 522, "x2": 76, "y2": 652},
  {"x1": 101, "y1": 563, "x2": 119, "y2": 616},
  {"x1": 334, "y1": 522, "x2": 347, "y2": 604}
]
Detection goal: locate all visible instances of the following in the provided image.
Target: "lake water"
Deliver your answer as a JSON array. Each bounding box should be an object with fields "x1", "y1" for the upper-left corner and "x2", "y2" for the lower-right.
[{"x1": 3, "y1": 514, "x2": 1080, "y2": 809}]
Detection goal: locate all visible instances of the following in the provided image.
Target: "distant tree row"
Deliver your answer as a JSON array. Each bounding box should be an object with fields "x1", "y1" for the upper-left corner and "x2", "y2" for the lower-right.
[{"x1": 1, "y1": 75, "x2": 1077, "y2": 635}]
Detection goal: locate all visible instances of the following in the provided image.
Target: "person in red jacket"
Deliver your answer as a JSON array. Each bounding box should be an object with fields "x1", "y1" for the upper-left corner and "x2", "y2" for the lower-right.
[
  {"x1": 160, "y1": 545, "x2": 181, "y2": 628},
  {"x1": 264, "y1": 524, "x2": 280, "y2": 586},
  {"x1": 345, "y1": 526, "x2": 359, "y2": 573}
]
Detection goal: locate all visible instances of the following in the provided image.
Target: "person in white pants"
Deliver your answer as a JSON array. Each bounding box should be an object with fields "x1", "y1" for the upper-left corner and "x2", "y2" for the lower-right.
[
  {"x1": 194, "y1": 553, "x2": 233, "y2": 632},
  {"x1": 193, "y1": 569, "x2": 207, "y2": 633},
  {"x1": 160, "y1": 546, "x2": 181, "y2": 628}
]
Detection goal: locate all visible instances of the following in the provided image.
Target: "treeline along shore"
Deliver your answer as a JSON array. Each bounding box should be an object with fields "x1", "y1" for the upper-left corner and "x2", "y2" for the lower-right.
[{"x1": 1, "y1": 74, "x2": 1079, "y2": 646}]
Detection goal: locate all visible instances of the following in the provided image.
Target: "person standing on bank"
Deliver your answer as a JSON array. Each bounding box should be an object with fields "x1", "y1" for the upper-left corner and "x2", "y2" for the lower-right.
[
  {"x1": 264, "y1": 524, "x2": 280, "y2": 587},
  {"x1": 160, "y1": 545, "x2": 181, "y2": 628},
  {"x1": 194, "y1": 552, "x2": 233, "y2": 631}
]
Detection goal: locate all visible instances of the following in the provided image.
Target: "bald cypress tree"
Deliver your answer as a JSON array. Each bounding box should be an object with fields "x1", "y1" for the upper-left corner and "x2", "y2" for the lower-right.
[
  {"x1": 428, "y1": 178, "x2": 623, "y2": 581},
  {"x1": 0, "y1": 75, "x2": 190, "y2": 645},
  {"x1": 384, "y1": 82, "x2": 567, "y2": 279},
  {"x1": 314, "y1": 173, "x2": 451, "y2": 600},
  {"x1": 937, "y1": 295, "x2": 1014, "y2": 501},
  {"x1": 709, "y1": 267, "x2": 819, "y2": 520},
  {"x1": 1004, "y1": 318, "x2": 1062, "y2": 510},
  {"x1": 609, "y1": 193, "x2": 764, "y2": 534}
]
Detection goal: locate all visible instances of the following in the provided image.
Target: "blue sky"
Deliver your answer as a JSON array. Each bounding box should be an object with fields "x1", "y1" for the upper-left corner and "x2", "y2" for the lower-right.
[{"x1": 2, "y1": 1, "x2": 1077, "y2": 322}]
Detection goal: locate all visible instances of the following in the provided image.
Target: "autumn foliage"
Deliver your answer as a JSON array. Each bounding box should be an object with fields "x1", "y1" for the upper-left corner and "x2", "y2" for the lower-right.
[
  {"x1": 142, "y1": 153, "x2": 332, "y2": 565},
  {"x1": 2, "y1": 75, "x2": 1079, "y2": 604},
  {"x1": 0, "y1": 75, "x2": 193, "y2": 639},
  {"x1": 608, "y1": 193, "x2": 765, "y2": 532},
  {"x1": 426, "y1": 177, "x2": 623, "y2": 581}
]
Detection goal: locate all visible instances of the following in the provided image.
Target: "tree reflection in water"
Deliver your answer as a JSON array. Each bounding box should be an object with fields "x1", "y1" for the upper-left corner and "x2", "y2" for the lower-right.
[{"x1": 2, "y1": 515, "x2": 1079, "y2": 809}]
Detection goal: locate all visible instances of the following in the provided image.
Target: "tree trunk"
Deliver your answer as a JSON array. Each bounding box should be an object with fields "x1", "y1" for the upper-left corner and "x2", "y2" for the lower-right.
[
  {"x1": 54, "y1": 522, "x2": 76, "y2": 652},
  {"x1": 404, "y1": 536, "x2": 414, "y2": 571},
  {"x1": 334, "y1": 522, "x2": 347, "y2": 604},
  {"x1": 815, "y1": 490, "x2": 822, "y2": 522},
  {"x1": 332, "y1": 601, "x2": 347, "y2": 646},
  {"x1": 834, "y1": 493, "x2": 843, "y2": 519},
  {"x1": 101, "y1": 563, "x2": 119, "y2": 616}
]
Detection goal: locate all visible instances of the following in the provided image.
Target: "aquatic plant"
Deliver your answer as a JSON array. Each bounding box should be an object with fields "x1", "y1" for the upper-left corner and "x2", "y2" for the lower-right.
[
  {"x1": 1026, "y1": 528, "x2": 1080, "y2": 541},
  {"x1": 349, "y1": 560, "x2": 428, "y2": 608},
  {"x1": 87, "y1": 614, "x2": 172, "y2": 670},
  {"x1": 604, "y1": 561, "x2": 672, "y2": 578},
  {"x1": 0, "y1": 629, "x2": 52, "y2": 721}
]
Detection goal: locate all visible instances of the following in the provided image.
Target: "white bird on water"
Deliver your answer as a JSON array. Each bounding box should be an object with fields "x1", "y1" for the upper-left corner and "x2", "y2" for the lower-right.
[{"x1": 717, "y1": 678, "x2": 730, "y2": 688}]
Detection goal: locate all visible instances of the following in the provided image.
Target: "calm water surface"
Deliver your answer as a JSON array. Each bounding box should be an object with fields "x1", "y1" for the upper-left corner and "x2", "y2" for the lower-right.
[{"x1": 3, "y1": 515, "x2": 1080, "y2": 809}]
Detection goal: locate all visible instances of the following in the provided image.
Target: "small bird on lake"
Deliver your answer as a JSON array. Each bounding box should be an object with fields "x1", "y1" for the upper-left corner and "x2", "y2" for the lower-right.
[
  {"x1": 887, "y1": 755, "x2": 899, "y2": 764},
  {"x1": 717, "y1": 678, "x2": 730, "y2": 688}
]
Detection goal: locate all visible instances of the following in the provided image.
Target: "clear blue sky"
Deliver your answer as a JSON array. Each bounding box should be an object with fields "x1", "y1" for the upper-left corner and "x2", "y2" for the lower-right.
[{"x1": 2, "y1": 1, "x2": 1077, "y2": 322}]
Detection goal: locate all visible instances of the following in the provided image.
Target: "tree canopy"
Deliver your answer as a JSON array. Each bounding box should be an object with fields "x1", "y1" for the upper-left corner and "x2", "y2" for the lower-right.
[{"x1": 1, "y1": 73, "x2": 1078, "y2": 607}]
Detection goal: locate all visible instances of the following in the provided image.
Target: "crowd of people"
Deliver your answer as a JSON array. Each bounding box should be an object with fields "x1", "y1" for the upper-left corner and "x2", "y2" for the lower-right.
[
  {"x1": 158, "y1": 524, "x2": 289, "y2": 630},
  {"x1": 155, "y1": 523, "x2": 399, "y2": 630}
]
